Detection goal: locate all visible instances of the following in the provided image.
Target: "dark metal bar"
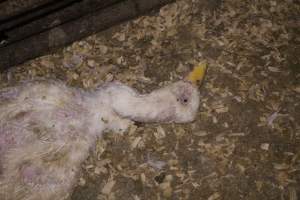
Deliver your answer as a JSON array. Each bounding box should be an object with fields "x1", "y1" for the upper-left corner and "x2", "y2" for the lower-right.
[
  {"x1": 0, "y1": 0, "x2": 174, "y2": 71},
  {"x1": 0, "y1": 0, "x2": 56, "y2": 21},
  {"x1": 0, "y1": 0, "x2": 82, "y2": 31},
  {"x1": 0, "y1": 0, "x2": 123, "y2": 47}
]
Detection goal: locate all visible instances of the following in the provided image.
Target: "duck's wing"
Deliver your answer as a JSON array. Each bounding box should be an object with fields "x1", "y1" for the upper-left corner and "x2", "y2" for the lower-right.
[
  {"x1": 0, "y1": 86, "x2": 21, "y2": 102},
  {"x1": 0, "y1": 125, "x2": 92, "y2": 200},
  {"x1": 0, "y1": 82, "x2": 92, "y2": 200},
  {"x1": 0, "y1": 81, "x2": 75, "y2": 123},
  {"x1": 0, "y1": 86, "x2": 25, "y2": 122},
  {"x1": 0, "y1": 80, "x2": 89, "y2": 154},
  {"x1": 0, "y1": 80, "x2": 82, "y2": 165}
]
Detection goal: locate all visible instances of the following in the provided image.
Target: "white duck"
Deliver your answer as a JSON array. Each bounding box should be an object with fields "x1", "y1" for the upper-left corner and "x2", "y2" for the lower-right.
[{"x1": 0, "y1": 64, "x2": 206, "y2": 200}]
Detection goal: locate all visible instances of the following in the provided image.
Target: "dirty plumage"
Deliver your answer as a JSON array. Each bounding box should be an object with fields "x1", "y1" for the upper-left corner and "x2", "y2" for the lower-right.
[{"x1": 0, "y1": 73, "x2": 202, "y2": 200}]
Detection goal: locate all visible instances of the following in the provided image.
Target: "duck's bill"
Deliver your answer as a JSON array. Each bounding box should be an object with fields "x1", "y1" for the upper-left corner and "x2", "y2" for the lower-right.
[{"x1": 186, "y1": 63, "x2": 207, "y2": 85}]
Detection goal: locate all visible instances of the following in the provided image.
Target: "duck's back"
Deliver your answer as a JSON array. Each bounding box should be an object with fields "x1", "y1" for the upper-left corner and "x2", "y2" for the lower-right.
[
  {"x1": 0, "y1": 81, "x2": 95, "y2": 200},
  {"x1": 0, "y1": 81, "x2": 85, "y2": 151}
]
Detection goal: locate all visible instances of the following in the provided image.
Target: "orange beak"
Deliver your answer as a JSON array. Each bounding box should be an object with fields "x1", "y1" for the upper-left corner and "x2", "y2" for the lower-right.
[{"x1": 186, "y1": 63, "x2": 207, "y2": 85}]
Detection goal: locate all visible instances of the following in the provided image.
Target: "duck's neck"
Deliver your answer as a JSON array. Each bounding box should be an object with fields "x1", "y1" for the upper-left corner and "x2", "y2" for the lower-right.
[{"x1": 98, "y1": 82, "x2": 175, "y2": 123}]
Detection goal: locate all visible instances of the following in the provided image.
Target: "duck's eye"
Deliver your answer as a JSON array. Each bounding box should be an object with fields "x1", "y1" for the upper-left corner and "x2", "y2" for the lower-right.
[{"x1": 177, "y1": 96, "x2": 189, "y2": 105}]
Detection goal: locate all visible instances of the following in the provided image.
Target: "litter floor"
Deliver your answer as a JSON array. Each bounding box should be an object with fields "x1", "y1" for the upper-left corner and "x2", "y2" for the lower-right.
[{"x1": 0, "y1": 0, "x2": 299, "y2": 199}]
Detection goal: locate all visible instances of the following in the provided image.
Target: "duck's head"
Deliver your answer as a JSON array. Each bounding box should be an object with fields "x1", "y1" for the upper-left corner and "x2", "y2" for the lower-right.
[
  {"x1": 166, "y1": 80, "x2": 200, "y2": 123},
  {"x1": 151, "y1": 63, "x2": 207, "y2": 123}
]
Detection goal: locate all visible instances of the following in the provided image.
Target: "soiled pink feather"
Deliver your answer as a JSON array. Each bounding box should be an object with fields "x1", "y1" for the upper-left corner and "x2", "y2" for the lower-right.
[{"x1": 0, "y1": 79, "x2": 200, "y2": 200}]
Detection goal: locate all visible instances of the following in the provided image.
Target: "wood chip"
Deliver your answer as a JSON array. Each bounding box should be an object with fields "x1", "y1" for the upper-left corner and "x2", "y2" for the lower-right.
[
  {"x1": 193, "y1": 130, "x2": 208, "y2": 137},
  {"x1": 273, "y1": 163, "x2": 290, "y2": 170},
  {"x1": 208, "y1": 192, "x2": 221, "y2": 200},
  {"x1": 101, "y1": 178, "x2": 116, "y2": 195},
  {"x1": 131, "y1": 136, "x2": 142, "y2": 149},
  {"x1": 260, "y1": 143, "x2": 270, "y2": 151},
  {"x1": 154, "y1": 126, "x2": 166, "y2": 139}
]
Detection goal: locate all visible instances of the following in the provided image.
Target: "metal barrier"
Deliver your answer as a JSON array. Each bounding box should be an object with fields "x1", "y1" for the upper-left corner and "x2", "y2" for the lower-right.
[{"x1": 0, "y1": 0, "x2": 174, "y2": 71}]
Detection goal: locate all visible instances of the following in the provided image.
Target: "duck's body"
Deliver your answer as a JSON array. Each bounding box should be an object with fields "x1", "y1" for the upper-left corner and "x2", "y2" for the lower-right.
[{"x1": 0, "y1": 79, "x2": 200, "y2": 200}]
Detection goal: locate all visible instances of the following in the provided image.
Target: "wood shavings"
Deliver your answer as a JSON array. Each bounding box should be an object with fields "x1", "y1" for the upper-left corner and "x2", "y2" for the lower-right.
[
  {"x1": 214, "y1": 105, "x2": 229, "y2": 114},
  {"x1": 63, "y1": 54, "x2": 84, "y2": 68},
  {"x1": 193, "y1": 130, "x2": 208, "y2": 137},
  {"x1": 260, "y1": 143, "x2": 270, "y2": 151},
  {"x1": 255, "y1": 180, "x2": 263, "y2": 192},
  {"x1": 268, "y1": 66, "x2": 281, "y2": 73},
  {"x1": 1, "y1": 0, "x2": 299, "y2": 199},
  {"x1": 273, "y1": 163, "x2": 290, "y2": 170},
  {"x1": 147, "y1": 160, "x2": 166, "y2": 170},
  {"x1": 140, "y1": 173, "x2": 146, "y2": 184},
  {"x1": 101, "y1": 178, "x2": 116, "y2": 195},
  {"x1": 131, "y1": 136, "x2": 142, "y2": 149},
  {"x1": 154, "y1": 126, "x2": 166, "y2": 139},
  {"x1": 208, "y1": 192, "x2": 221, "y2": 200},
  {"x1": 147, "y1": 154, "x2": 166, "y2": 170},
  {"x1": 159, "y1": 182, "x2": 172, "y2": 198},
  {"x1": 288, "y1": 186, "x2": 298, "y2": 200},
  {"x1": 236, "y1": 163, "x2": 246, "y2": 174},
  {"x1": 87, "y1": 59, "x2": 97, "y2": 68},
  {"x1": 267, "y1": 111, "x2": 280, "y2": 127},
  {"x1": 174, "y1": 126, "x2": 185, "y2": 138},
  {"x1": 112, "y1": 32, "x2": 126, "y2": 42},
  {"x1": 292, "y1": 86, "x2": 300, "y2": 93},
  {"x1": 228, "y1": 132, "x2": 245, "y2": 137},
  {"x1": 98, "y1": 45, "x2": 108, "y2": 54},
  {"x1": 128, "y1": 124, "x2": 138, "y2": 136},
  {"x1": 78, "y1": 177, "x2": 86, "y2": 186},
  {"x1": 94, "y1": 166, "x2": 102, "y2": 175}
]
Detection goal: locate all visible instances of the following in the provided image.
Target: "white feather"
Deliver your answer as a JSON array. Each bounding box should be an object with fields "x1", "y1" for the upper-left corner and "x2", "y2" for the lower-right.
[{"x1": 0, "y1": 79, "x2": 200, "y2": 200}]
